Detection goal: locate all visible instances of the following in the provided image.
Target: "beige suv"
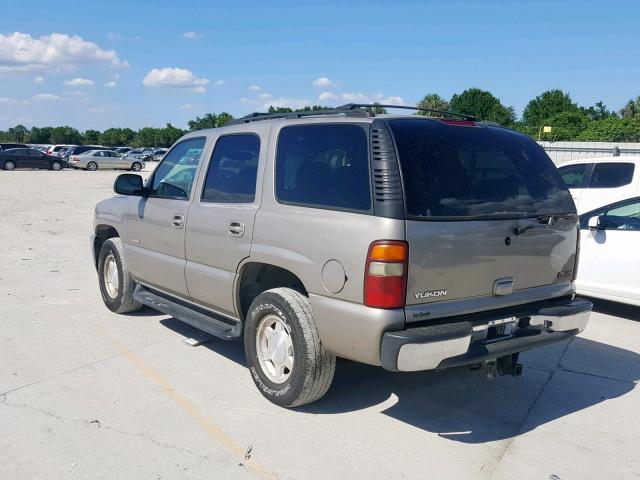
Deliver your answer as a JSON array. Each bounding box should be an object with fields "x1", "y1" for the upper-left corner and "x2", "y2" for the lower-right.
[{"x1": 92, "y1": 104, "x2": 591, "y2": 407}]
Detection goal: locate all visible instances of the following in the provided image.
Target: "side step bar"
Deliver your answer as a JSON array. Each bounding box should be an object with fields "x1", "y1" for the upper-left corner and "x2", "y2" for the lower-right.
[{"x1": 133, "y1": 285, "x2": 242, "y2": 340}]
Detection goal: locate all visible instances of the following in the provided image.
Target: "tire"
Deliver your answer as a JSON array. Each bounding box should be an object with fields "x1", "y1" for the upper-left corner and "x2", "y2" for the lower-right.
[
  {"x1": 87, "y1": 162, "x2": 98, "y2": 171},
  {"x1": 131, "y1": 162, "x2": 142, "y2": 172},
  {"x1": 4, "y1": 160, "x2": 15, "y2": 171},
  {"x1": 97, "y1": 238, "x2": 143, "y2": 314},
  {"x1": 51, "y1": 161, "x2": 62, "y2": 171},
  {"x1": 244, "y1": 288, "x2": 336, "y2": 407}
]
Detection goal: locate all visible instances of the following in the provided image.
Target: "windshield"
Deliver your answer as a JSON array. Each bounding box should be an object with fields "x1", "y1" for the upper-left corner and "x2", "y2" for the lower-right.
[{"x1": 388, "y1": 119, "x2": 575, "y2": 219}]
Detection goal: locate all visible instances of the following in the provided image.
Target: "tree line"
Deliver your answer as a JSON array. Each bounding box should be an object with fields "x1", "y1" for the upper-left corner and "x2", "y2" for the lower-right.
[{"x1": 2, "y1": 89, "x2": 640, "y2": 146}]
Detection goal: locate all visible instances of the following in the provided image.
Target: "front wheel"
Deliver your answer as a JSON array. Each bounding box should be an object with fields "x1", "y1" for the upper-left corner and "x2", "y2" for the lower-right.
[
  {"x1": 131, "y1": 162, "x2": 142, "y2": 172},
  {"x1": 97, "y1": 238, "x2": 143, "y2": 313},
  {"x1": 3, "y1": 160, "x2": 16, "y2": 171},
  {"x1": 86, "y1": 162, "x2": 98, "y2": 171},
  {"x1": 51, "y1": 161, "x2": 62, "y2": 171},
  {"x1": 244, "y1": 288, "x2": 336, "y2": 407}
]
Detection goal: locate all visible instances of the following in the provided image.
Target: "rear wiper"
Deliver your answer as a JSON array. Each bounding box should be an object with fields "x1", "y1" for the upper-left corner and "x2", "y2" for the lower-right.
[{"x1": 513, "y1": 213, "x2": 577, "y2": 236}]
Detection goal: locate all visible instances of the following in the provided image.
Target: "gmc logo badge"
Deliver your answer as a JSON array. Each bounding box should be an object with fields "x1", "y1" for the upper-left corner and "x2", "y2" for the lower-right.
[{"x1": 414, "y1": 289, "x2": 447, "y2": 299}]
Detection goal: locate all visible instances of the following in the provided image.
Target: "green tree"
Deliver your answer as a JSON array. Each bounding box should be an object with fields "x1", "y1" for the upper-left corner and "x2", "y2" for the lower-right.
[
  {"x1": 267, "y1": 106, "x2": 294, "y2": 113},
  {"x1": 28, "y1": 126, "x2": 53, "y2": 143},
  {"x1": 619, "y1": 96, "x2": 640, "y2": 119},
  {"x1": 83, "y1": 129, "x2": 101, "y2": 144},
  {"x1": 6, "y1": 125, "x2": 30, "y2": 142},
  {"x1": 449, "y1": 88, "x2": 515, "y2": 124},
  {"x1": 579, "y1": 117, "x2": 640, "y2": 142},
  {"x1": 216, "y1": 112, "x2": 234, "y2": 126},
  {"x1": 522, "y1": 89, "x2": 578, "y2": 127},
  {"x1": 581, "y1": 101, "x2": 615, "y2": 121},
  {"x1": 50, "y1": 126, "x2": 82, "y2": 144},
  {"x1": 541, "y1": 111, "x2": 590, "y2": 141},
  {"x1": 134, "y1": 127, "x2": 160, "y2": 147},
  {"x1": 187, "y1": 112, "x2": 235, "y2": 130},
  {"x1": 100, "y1": 128, "x2": 136, "y2": 146},
  {"x1": 158, "y1": 123, "x2": 184, "y2": 147},
  {"x1": 417, "y1": 93, "x2": 450, "y2": 116}
]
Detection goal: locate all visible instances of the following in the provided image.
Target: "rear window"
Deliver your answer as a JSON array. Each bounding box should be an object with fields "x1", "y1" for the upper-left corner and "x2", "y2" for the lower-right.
[
  {"x1": 275, "y1": 124, "x2": 371, "y2": 212},
  {"x1": 388, "y1": 119, "x2": 575, "y2": 219},
  {"x1": 589, "y1": 162, "x2": 634, "y2": 188}
]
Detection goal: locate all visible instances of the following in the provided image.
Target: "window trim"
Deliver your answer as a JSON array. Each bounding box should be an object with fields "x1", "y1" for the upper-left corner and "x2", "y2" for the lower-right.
[
  {"x1": 273, "y1": 123, "x2": 373, "y2": 215},
  {"x1": 146, "y1": 136, "x2": 207, "y2": 201},
  {"x1": 199, "y1": 132, "x2": 261, "y2": 205},
  {"x1": 587, "y1": 162, "x2": 635, "y2": 189}
]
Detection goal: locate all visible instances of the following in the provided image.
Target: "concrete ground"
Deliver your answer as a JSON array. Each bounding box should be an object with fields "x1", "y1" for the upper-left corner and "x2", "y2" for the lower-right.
[{"x1": 1, "y1": 168, "x2": 639, "y2": 480}]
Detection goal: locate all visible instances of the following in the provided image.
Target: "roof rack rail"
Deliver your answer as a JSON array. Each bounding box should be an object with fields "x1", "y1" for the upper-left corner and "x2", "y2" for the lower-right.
[
  {"x1": 226, "y1": 107, "x2": 370, "y2": 125},
  {"x1": 337, "y1": 103, "x2": 477, "y2": 121}
]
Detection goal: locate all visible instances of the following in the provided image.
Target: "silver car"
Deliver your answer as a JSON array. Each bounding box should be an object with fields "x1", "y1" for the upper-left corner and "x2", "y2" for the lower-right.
[
  {"x1": 70, "y1": 149, "x2": 145, "y2": 171},
  {"x1": 92, "y1": 104, "x2": 592, "y2": 407}
]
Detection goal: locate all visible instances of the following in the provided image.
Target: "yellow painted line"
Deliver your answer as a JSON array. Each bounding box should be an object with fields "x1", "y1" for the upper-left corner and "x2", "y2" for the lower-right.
[{"x1": 96, "y1": 325, "x2": 278, "y2": 480}]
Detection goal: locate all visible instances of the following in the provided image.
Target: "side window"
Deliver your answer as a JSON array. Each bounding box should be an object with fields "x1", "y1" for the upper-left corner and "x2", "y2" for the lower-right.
[
  {"x1": 602, "y1": 199, "x2": 640, "y2": 231},
  {"x1": 201, "y1": 134, "x2": 260, "y2": 203},
  {"x1": 149, "y1": 137, "x2": 206, "y2": 199},
  {"x1": 275, "y1": 124, "x2": 371, "y2": 211},
  {"x1": 558, "y1": 163, "x2": 588, "y2": 188},
  {"x1": 589, "y1": 163, "x2": 634, "y2": 188}
]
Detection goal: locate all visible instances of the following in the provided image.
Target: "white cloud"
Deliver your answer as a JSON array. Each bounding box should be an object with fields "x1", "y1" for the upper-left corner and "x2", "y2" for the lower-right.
[
  {"x1": 34, "y1": 76, "x2": 44, "y2": 84},
  {"x1": 107, "y1": 32, "x2": 122, "y2": 41},
  {"x1": 32, "y1": 93, "x2": 63, "y2": 101},
  {"x1": 257, "y1": 92, "x2": 272, "y2": 100},
  {"x1": 340, "y1": 92, "x2": 404, "y2": 106},
  {"x1": 183, "y1": 31, "x2": 203, "y2": 39},
  {"x1": 0, "y1": 32, "x2": 128, "y2": 76},
  {"x1": 248, "y1": 84, "x2": 261, "y2": 91},
  {"x1": 318, "y1": 91, "x2": 338, "y2": 101},
  {"x1": 0, "y1": 97, "x2": 17, "y2": 103},
  {"x1": 65, "y1": 90, "x2": 89, "y2": 97},
  {"x1": 214, "y1": 79, "x2": 224, "y2": 86},
  {"x1": 263, "y1": 97, "x2": 310, "y2": 110},
  {"x1": 180, "y1": 103, "x2": 193, "y2": 110},
  {"x1": 64, "y1": 77, "x2": 95, "y2": 87},
  {"x1": 104, "y1": 81, "x2": 117, "y2": 87},
  {"x1": 312, "y1": 77, "x2": 336, "y2": 88},
  {"x1": 89, "y1": 106, "x2": 105, "y2": 113},
  {"x1": 143, "y1": 67, "x2": 209, "y2": 93}
]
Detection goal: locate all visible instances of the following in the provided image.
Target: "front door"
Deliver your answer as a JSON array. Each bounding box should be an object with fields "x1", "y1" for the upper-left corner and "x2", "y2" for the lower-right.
[
  {"x1": 185, "y1": 129, "x2": 266, "y2": 316},
  {"x1": 578, "y1": 197, "x2": 640, "y2": 302},
  {"x1": 125, "y1": 137, "x2": 207, "y2": 298}
]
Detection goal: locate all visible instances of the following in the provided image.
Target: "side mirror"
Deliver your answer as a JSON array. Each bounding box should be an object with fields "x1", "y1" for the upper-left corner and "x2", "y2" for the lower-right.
[
  {"x1": 114, "y1": 174, "x2": 145, "y2": 196},
  {"x1": 588, "y1": 215, "x2": 602, "y2": 231}
]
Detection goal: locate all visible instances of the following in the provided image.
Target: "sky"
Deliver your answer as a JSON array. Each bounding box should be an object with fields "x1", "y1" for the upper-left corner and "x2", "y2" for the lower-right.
[{"x1": 0, "y1": 0, "x2": 639, "y2": 131}]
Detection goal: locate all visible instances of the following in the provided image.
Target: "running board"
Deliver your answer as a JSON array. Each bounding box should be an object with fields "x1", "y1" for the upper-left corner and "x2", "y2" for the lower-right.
[{"x1": 133, "y1": 285, "x2": 242, "y2": 340}]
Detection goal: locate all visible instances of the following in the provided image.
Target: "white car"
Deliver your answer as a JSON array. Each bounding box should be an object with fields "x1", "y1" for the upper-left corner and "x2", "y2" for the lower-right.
[
  {"x1": 557, "y1": 156, "x2": 640, "y2": 214},
  {"x1": 576, "y1": 195, "x2": 640, "y2": 306}
]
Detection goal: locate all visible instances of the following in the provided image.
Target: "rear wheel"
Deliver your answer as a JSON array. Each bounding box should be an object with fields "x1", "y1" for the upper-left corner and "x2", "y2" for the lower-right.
[
  {"x1": 86, "y1": 161, "x2": 98, "y2": 171},
  {"x1": 244, "y1": 288, "x2": 335, "y2": 407},
  {"x1": 3, "y1": 160, "x2": 15, "y2": 171},
  {"x1": 131, "y1": 162, "x2": 142, "y2": 172},
  {"x1": 97, "y1": 238, "x2": 143, "y2": 313},
  {"x1": 51, "y1": 161, "x2": 62, "y2": 171}
]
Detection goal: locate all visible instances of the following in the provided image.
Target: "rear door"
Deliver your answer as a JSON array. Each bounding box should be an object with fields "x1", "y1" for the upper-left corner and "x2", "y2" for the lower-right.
[
  {"x1": 387, "y1": 119, "x2": 578, "y2": 311},
  {"x1": 577, "y1": 162, "x2": 637, "y2": 213},
  {"x1": 558, "y1": 162, "x2": 590, "y2": 211},
  {"x1": 185, "y1": 128, "x2": 266, "y2": 316}
]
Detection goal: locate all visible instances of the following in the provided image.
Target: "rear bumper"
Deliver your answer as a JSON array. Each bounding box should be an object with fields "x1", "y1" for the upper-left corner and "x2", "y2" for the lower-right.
[{"x1": 380, "y1": 297, "x2": 592, "y2": 372}]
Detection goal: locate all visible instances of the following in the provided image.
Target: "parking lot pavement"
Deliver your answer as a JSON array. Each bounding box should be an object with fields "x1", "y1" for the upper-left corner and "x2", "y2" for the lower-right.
[{"x1": 1, "y1": 169, "x2": 639, "y2": 480}]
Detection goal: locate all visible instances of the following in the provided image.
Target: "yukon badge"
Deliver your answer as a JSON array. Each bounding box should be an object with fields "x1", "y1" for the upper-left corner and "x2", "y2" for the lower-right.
[{"x1": 414, "y1": 289, "x2": 447, "y2": 300}]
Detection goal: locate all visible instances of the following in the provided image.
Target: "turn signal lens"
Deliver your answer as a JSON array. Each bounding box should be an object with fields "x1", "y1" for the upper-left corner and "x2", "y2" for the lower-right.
[{"x1": 364, "y1": 240, "x2": 408, "y2": 309}]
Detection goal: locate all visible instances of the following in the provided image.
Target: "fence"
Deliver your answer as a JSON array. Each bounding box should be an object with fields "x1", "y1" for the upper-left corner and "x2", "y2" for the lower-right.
[{"x1": 538, "y1": 141, "x2": 640, "y2": 165}]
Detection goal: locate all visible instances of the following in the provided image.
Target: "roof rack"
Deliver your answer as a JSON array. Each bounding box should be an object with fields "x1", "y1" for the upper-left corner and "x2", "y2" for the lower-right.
[
  {"x1": 225, "y1": 103, "x2": 477, "y2": 126},
  {"x1": 337, "y1": 103, "x2": 477, "y2": 121}
]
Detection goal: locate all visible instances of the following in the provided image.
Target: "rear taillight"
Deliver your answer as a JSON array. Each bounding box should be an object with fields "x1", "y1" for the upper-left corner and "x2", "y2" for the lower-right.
[{"x1": 364, "y1": 240, "x2": 408, "y2": 309}]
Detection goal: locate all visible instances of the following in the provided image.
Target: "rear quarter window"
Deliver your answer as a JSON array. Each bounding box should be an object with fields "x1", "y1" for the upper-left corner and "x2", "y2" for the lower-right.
[{"x1": 275, "y1": 124, "x2": 371, "y2": 212}]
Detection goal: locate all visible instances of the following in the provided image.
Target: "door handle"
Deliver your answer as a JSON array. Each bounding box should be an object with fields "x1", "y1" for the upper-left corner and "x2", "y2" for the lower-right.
[
  {"x1": 228, "y1": 221, "x2": 245, "y2": 237},
  {"x1": 172, "y1": 214, "x2": 185, "y2": 229}
]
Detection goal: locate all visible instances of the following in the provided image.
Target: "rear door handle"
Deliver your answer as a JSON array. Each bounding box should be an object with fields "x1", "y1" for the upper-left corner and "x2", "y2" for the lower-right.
[
  {"x1": 228, "y1": 221, "x2": 245, "y2": 237},
  {"x1": 172, "y1": 214, "x2": 185, "y2": 229}
]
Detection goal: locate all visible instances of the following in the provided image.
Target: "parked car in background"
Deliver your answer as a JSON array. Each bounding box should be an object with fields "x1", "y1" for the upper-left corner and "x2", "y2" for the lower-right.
[
  {"x1": 70, "y1": 149, "x2": 145, "y2": 171},
  {"x1": 558, "y1": 157, "x2": 640, "y2": 213},
  {"x1": 46, "y1": 145, "x2": 71, "y2": 157},
  {"x1": 577, "y1": 196, "x2": 640, "y2": 306},
  {"x1": 0, "y1": 148, "x2": 65, "y2": 170},
  {"x1": 0, "y1": 143, "x2": 28, "y2": 152},
  {"x1": 151, "y1": 148, "x2": 167, "y2": 161},
  {"x1": 63, "y1": 145, "x2": 104, "y2": 163},
  {"x1": 114, "y1": 147, "x2": 132, "y2": 155}
]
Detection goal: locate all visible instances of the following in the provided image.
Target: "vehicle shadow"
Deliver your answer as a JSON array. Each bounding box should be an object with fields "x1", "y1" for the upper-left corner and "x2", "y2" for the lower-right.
[{"x1": 159, "y1": 318, "x2": 639, "y2": 444}]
